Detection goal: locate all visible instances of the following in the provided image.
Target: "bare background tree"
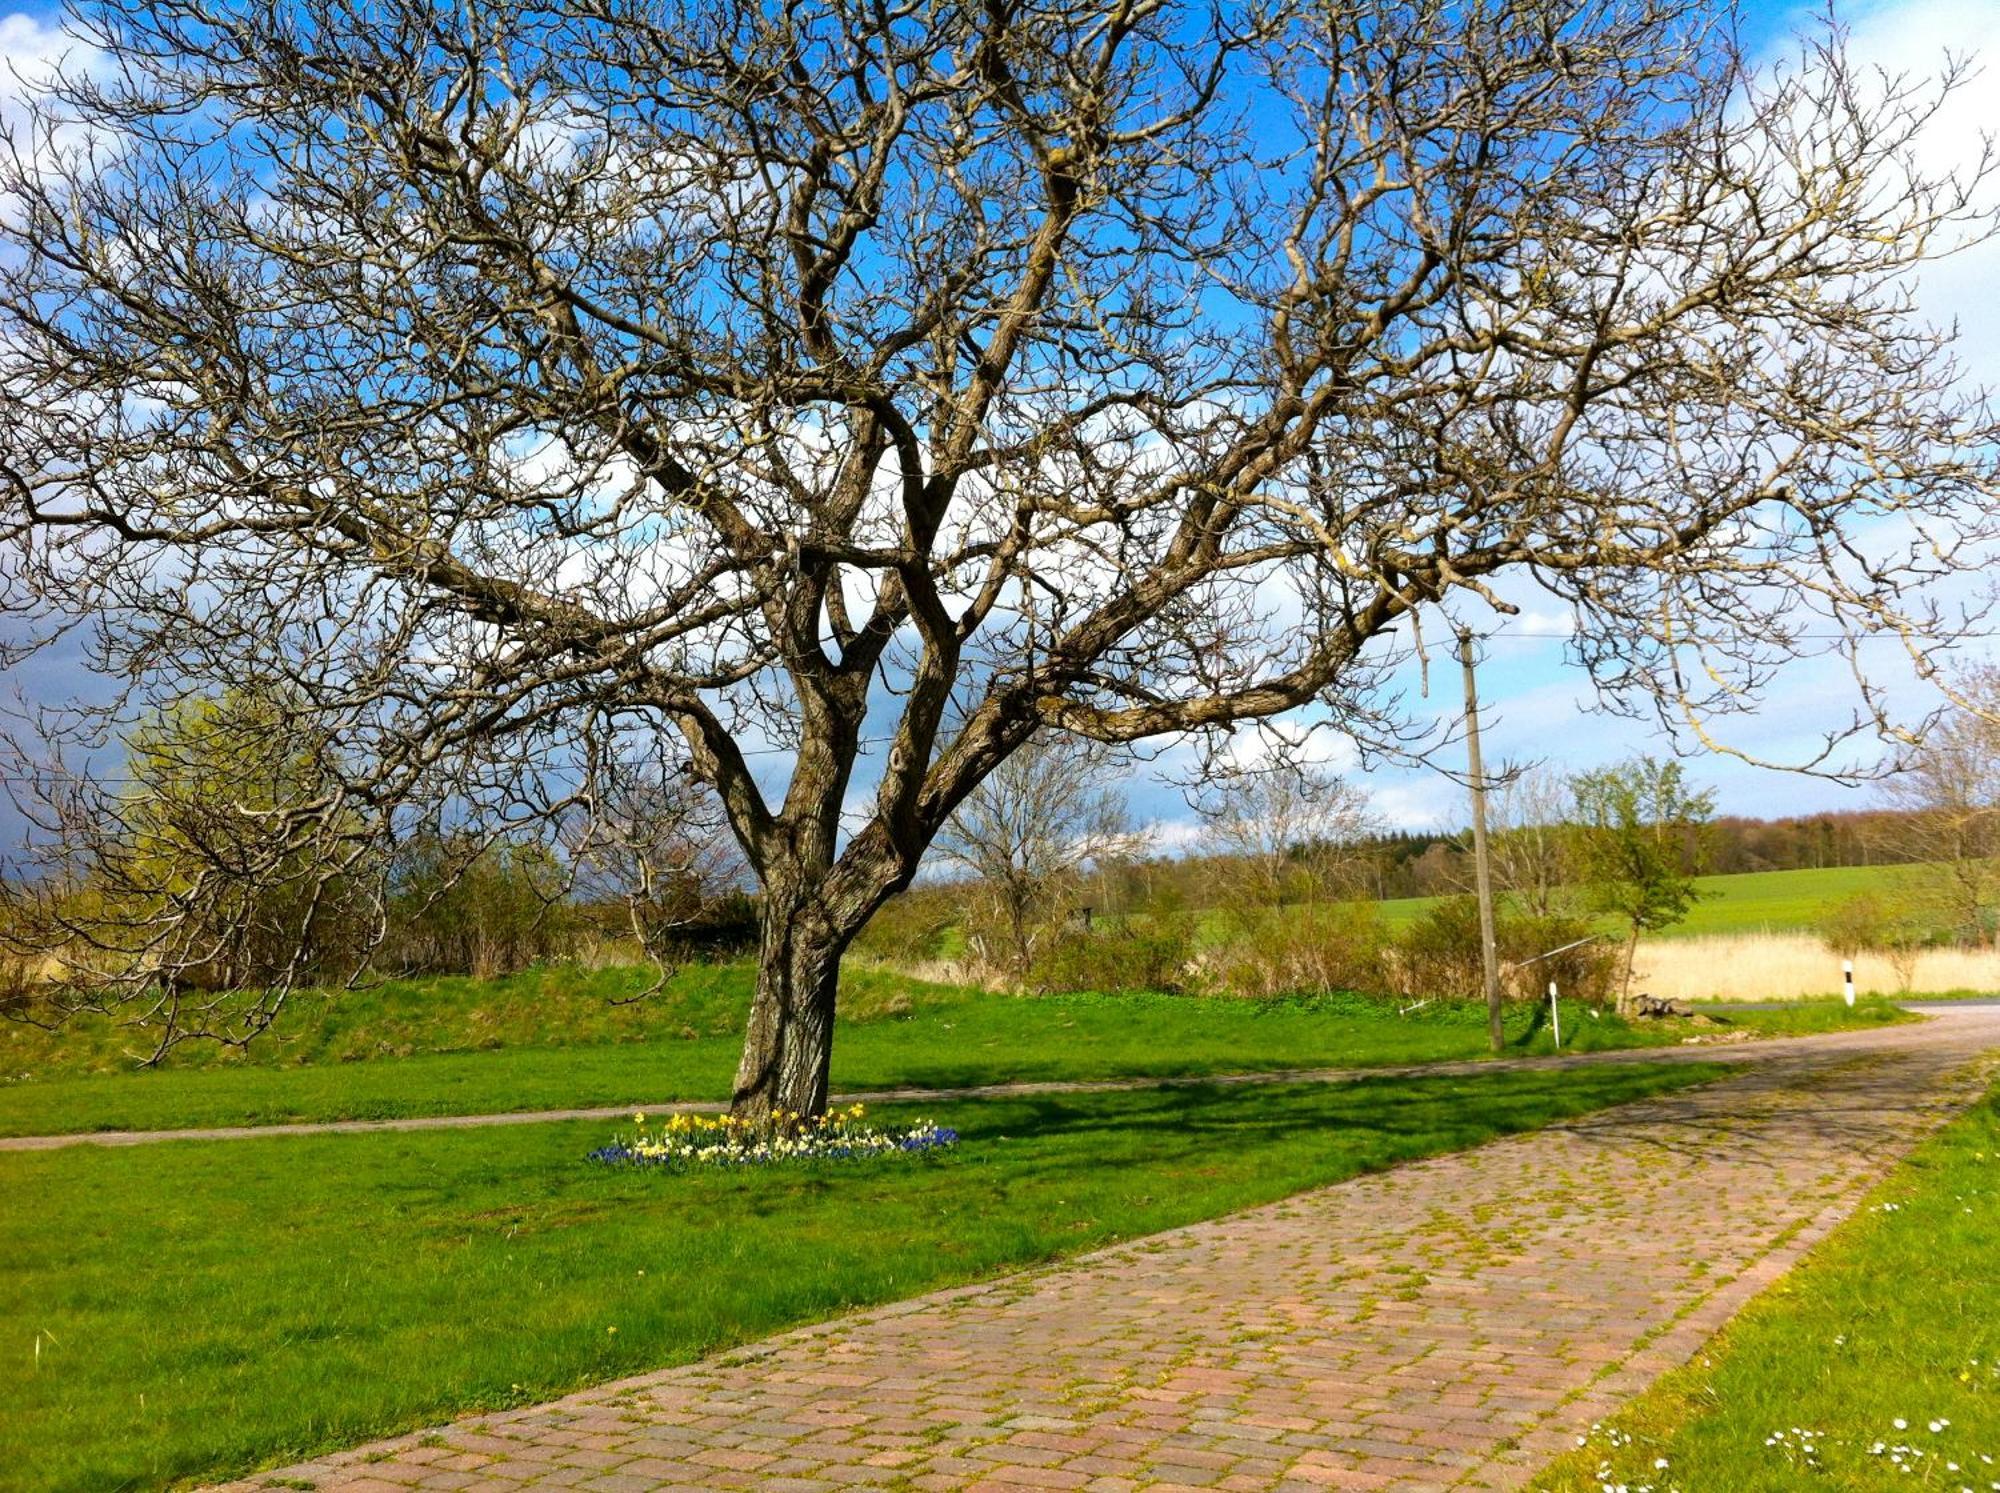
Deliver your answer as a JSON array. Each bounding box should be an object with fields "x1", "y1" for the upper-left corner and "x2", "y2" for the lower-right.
[
  {"x1": 562, "y1": 753, "x2": 747, "y2": 960},
  {"x1": 1, "y1": 0, "x2": 1996, "y2": 1115},
  {"x1": 1196, "y1": 763, "x2": 1375, "y2": 908},
  {"x1": 1879, "y1": 663, "x2": 2000, "y2": 944},
  {"x1": 1194, "y1": 759, "x2": 1384, "y2": 999},
  {"x1": 1486, "y1": 767, "x2": 1580, "y2": 918},
  {"x1": 935, "y1": 735, "x2": 1134, "y2": 980}
]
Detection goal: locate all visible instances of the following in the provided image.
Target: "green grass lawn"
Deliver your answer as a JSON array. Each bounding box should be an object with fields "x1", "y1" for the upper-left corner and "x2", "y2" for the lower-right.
[
  {"x1": 0, "y1": 1062, "x2": 1719, "y2": 1493},
  {"x1": 0, "y1": 962, "x2": 1906, "y2": 1137},
  {"x1": 1530, "y1": 1076, "x2": 2000, "y2": 1492},
  {"x1": 0, "y1": 961, "x2": 943, "y2": 1080},
  {"x1": 1370, "y1": 862, "x2": 1926, "y2": 938}
]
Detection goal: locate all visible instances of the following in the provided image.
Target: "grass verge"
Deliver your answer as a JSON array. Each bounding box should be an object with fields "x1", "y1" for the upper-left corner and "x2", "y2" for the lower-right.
[
  {"x1": 1529, "y1": 1072, "x2": 2000, "y2": 1493},
  {"x1": 0, "y1": 976, "x2": 1904, "y2": 1137},
  {"x1": 0, "y1": 1062, "x2": 1717, "y2": 1491},
  {"x1": 0, "y1": 962, "x2": 939, "y2": 1080}
]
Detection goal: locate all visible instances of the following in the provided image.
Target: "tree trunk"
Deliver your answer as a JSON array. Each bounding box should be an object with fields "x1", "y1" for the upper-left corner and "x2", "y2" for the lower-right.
[
  {"x1": 731, "y1": 879, "x2": 844, "y2": 1121},
  {"x1": 1617, "y1": 924, "x2": 1642, "y2": 1016},
  {"x1": 1006, "y1": 883, "x2": 1034, "y2": 983}
]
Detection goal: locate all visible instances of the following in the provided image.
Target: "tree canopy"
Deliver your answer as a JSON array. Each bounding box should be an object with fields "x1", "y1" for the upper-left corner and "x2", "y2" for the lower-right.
[{"x1": 1, "y1": 0, "x2": 1995, "y2": 1113}]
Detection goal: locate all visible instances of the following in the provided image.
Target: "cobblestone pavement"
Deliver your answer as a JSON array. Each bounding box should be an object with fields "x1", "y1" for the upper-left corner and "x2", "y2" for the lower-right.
[{"x1": 208, "y1": 1008, "x2": 2000, "y2": 1493}]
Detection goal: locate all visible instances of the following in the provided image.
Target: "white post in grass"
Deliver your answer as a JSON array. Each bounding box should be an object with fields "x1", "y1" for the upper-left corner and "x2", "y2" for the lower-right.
[
  {"x1": 1843, "y1": 959, "x2": 1856, "y2": 1008},
  {"x1": 1549, "y1": 980, "x2": 1562, "y2": 1050}
]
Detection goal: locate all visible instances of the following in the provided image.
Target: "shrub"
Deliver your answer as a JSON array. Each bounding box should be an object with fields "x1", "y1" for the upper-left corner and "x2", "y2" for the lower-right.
[
  {"x1": 385, "y1": 835, "x2": 578, "y2": 978},
  {"x1": 648, "y1": 890, "x2": 759, "y2": 962},
  {"x1": 1815, "y1": 891, "x2": 1932, "y2": 994},
  {"x1": 1391, "y1": 898, "x2": 1618, "y2": 1005},
  {"x1": 1815, "y1": 892, "x2": 1915, "y2": 957},
  {"x1": 1204, "y1": 903, "x2": 1388, "y2": 998},
  {"x1": 1392, "y1": 896, "x2": 1488, "y2": 1001},
  {"x1": 1502, "y1": 911, "x2": 1621, "y2": 1006},
  {"x1": 957, "y1": 880, "x2": 1078, "y2": 980},
  {"x1": 852, "y1": 887, "x2": 956, "y2": 966},
  {"x1": 1029, "y1": 916, "x2": 1194, "y2": 994}
]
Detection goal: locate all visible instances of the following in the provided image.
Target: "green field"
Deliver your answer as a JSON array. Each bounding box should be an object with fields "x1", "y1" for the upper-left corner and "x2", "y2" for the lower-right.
[
  {"x1": 0, "y1": 962, "x2": 1905, "y2": 1137},
  {"x1": 1373, "y1": 862, "x2": 1924, "y2": 938},
  {"x1": 0, "y1": 1063, "x2": 1719, "y2": 1493},
  {"x1": 1531, "y1": 1075, "x2": 2000, "y2": 1492}
]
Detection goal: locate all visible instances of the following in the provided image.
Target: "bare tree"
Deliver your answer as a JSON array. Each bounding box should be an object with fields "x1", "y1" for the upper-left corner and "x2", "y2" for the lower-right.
[
  {"x1": 1, "y1": 0, "x2": 1996, "y2": 1116},
  {"x1": 934, "y1": 734, "x2": 1133, "y2": 980},
  {"x1": 1194, "y1": 760, "x2": 1380, "y2": 1000},
  {"x1": 563, "y1": 753, "x2": 745, "y2": 958},
  {"x1": 1880, "y1": 664, "x2": 2000, "y2": 944},
  {"x1": 1405, "y1": 843, "x2": 1471, "y2": 899},
  {"x1": 1196, "y1": 763, "x2": 1375, "y2": 907},
  {"x1": 1486, "y1": 766, "x2": 1578, "y2": 918}
]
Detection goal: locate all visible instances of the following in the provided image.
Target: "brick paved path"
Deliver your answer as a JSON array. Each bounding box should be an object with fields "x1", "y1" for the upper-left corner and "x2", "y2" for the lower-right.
[{"x1": 209, "y1": 1008, "x2": 2000, "y2": 1493}]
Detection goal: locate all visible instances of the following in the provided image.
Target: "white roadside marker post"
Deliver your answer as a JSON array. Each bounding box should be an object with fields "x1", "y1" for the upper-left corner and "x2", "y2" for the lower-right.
[
  {"x1": 1843, "y1": 959, "x2": 1855, "y2": 1008},
  {"x1": 1549, "y1": 980, "x2": 1562, "y2": 1050}
]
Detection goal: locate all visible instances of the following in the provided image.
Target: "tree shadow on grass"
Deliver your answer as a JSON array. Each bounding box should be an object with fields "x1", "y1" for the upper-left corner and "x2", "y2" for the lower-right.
[{"x1": 934, "y1": 1071, "x2": 1682, "y2": 1169}]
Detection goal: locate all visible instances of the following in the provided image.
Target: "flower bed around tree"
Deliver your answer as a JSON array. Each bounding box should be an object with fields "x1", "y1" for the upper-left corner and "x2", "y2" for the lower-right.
[{"x1": 588, "y1": 1104, "x2": 958, "y2": 1171}]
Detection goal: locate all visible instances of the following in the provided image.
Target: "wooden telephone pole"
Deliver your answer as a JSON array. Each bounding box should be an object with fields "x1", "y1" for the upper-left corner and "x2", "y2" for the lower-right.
[{"x1": 1460, "y1": 628, "x2": 1506, "y2": 1054}]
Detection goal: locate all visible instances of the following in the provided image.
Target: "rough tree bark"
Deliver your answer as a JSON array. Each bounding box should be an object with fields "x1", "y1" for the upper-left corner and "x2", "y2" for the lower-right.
[{"x1": 733, "y1": 875, "x2": 845, "y2": 1119}]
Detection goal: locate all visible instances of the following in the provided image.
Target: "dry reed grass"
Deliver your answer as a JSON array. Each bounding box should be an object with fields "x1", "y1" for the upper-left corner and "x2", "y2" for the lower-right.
[{"x1": 1633, "y1": 932, "x2": 2000, "y2": 1002}]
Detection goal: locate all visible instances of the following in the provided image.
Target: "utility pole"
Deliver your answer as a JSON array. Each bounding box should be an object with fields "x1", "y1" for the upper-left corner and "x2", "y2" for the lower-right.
[{"x1": 1460, "y1": 628, "x2": 1505, "y2": 1054}]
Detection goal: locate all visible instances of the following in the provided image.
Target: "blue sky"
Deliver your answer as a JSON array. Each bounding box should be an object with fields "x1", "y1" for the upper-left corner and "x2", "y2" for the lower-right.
[
  {"x1": 1134, "y1": 0, "x2": 2000, "y2": 837},
  {"x1": 1337, "y1": 0, "x2": 2000, "y2": 833},
  {"x1": 0, "y1": 0, "x2": 1995, "y2": 849}
]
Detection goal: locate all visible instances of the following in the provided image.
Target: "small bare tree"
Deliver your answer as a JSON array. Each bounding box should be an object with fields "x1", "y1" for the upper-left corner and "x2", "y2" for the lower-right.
[
  {"x1": 935, "y1": 735, "x2": 1134, "y2": 980},
  {"x1": 563, "y1": 753, "x2": 744, "y2": 959},
  {"x1": 0, "y1": 0, "x2": 1995, "y2": 1115},
  {"x1": 1880, "y1": 664, "x2": 2000, "y2": 945},
  {"x1": 1195, "y1": 759, "x2": 1383, "y2": 998},
  {"x1": 1486, "y1": 767, "x2": 1579, "y2": 918},
  {"x1": 1196, "y1": 763, "x2": 1375, "y2": 907}
]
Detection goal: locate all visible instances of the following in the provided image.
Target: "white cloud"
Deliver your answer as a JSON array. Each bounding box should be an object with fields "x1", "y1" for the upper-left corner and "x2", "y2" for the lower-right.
[
  {"x1": 0, "y1": 10, "x2": 107, "y2": 229},
  {"x1": 0, "y1": 11, "x2": 85, "y2": 74}
]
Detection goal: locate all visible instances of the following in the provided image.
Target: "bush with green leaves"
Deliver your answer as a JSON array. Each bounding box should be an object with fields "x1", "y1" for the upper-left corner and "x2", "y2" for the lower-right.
[
  {"x1": 1570, "y1": 757, "x2": 1714, "y2": 1009},
  {"x1": 851, "y1": 887, "x2": 957, "y2": 966},
  {"x1": 108, "y1": 689, "x2": 377, "y2": 991},
  {"x1": 1029, "y1": 916, "x2": 1194, "y2": 995},
  {"x1": 1502, "y1": 911, "x2": 1622, "y2": 1007},
  {"x1": 1814, "y1": 891, "x2": 1933, "y2": 994},
  {"x1": 385, "y1": 834, "x2": 579, "y2": 979},
  {"x1": 1392, "y1": 897, "x2": 1618, "y2": 1006},
  {"x1": 1204, "y1": 903, "x2": 1389, "y2": 999}
]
